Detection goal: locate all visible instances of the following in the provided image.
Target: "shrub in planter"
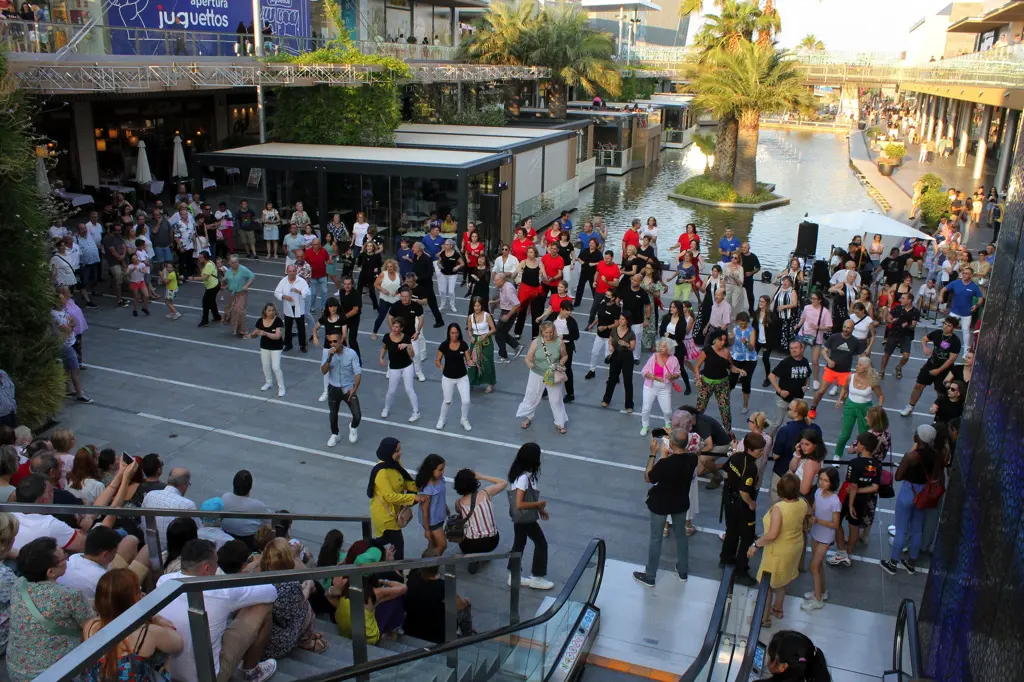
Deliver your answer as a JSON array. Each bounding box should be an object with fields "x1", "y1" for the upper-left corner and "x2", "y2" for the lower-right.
[{"x1": 882, "y1": 142, "x2": 907, "y2": 164}]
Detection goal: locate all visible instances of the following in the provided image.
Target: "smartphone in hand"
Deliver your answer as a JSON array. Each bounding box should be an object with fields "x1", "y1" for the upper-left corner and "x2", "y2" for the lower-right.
[
  {"x1": 121, "y1": 451, "x2": 134, "y2": 466},
  {"x1": 650, "y1": 428, "x2": 668, "y2": 439}
]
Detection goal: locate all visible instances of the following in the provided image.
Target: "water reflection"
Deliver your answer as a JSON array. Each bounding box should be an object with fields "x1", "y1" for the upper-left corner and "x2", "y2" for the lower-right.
[{"x1": 576, "y1": 128, "x2": 877, "y2": 270}]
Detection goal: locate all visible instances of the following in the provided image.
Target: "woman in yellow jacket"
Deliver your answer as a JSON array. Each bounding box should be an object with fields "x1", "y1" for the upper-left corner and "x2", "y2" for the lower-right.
[{"x1": 367, "y1": 436, "x2": 427, "y2": 559}]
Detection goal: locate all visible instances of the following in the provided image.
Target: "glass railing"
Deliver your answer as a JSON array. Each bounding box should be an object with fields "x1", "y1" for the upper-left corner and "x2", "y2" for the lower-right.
[
  {"x1": 353, "y1": 40, "x2": 460, "y2": 62},
  {"x1": 596, "y1": 149, "x2": 624, "y2": 168},
  {"x1": 0, "y1": 19, "x2": 76, "y2": 54}
]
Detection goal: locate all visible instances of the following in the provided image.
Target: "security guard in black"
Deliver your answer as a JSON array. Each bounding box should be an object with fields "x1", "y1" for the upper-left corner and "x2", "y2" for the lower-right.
[{"x1": 720, "y1": 434, "x2": 764, "y2": 576}]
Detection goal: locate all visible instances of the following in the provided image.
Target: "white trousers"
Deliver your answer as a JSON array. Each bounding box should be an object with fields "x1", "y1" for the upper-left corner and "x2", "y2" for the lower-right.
[
  {"x1": 949, "y1": 312, "x2": 973, "y2": 349},
  {"x1": 439, "y1": 273, "x2": 459, "y2": 309},
  {"x1": 385, "y1": 365, "x2": 419, "y2": 413},
  {"x1": 412, "y1": 333, "x2": 427, "y2": 375},
  {"x1": 630, "y1": 323, "x2": 644, "y2": 360},
  {"x1": 440, "y1": 375, "x2": 471, "y2": 424},
  {"x1": 562, "y1": 265, "x2": 573, "y2": 290},
  {"x1": 516, "y1": 372, "x2": 567, "y2": 427},
  {"x1": 589, "y1": 335, "x2": 607, "y2": 371},
  {"x1": 260, "y1": 349, "x2": 284, "y2": 389},
  {"x1": 641, "y1": 382, "x2": 672, "y2": 427}
]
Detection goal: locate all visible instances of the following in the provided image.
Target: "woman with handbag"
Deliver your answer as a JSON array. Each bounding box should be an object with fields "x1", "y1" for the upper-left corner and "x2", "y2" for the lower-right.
[
  {"x1": 833, "y1": 357, "x2": 885, "y2": 458},
  {"x1": 452, "y1": 469, "x2": 507, "y2": 574},
  {"x1": 506, "y1": 443, "x2": 554, "y2": 590},
  {"x1": 516, "y1": 321, "x2": 569, "y2": 434},
  {"x1": 797, "y1": 291, "x2": 833, "y2": 391},
  {"x1": 367, "y1": 437, "x2": 428, "y2": 560},
  {"x1": 602, "y1": 312, "x2": 638, "y2": 413},
  {"x1": 881, "y1": 428, "x2": 940, "y2": 576},
  {"x1": 415, "y1": 454, "x2": 449, "y2": 555}
]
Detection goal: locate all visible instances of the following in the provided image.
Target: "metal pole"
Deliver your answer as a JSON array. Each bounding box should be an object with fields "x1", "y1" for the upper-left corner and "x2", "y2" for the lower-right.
[
  {"x1": 995, "y1": 108, "x2": 1018, "y2": 191},
  {"x1": 251, "y1": 0, "x2": 264, "y2": 57},
  {"x1": 443, "y1": 561, "x2": 458, "y2": 671},
  {"x1": 973, "y1": 105, "x2": 993, "y2": 180},
  {"x1": 957, "y1": 101, "x2": 971, "y2": 167},
  {"x1": 618, "y1": 7, "x2": 624, "y2": 59},
  {"x1": 187, "y1": 592, "x2": 217, "y2": 682}
]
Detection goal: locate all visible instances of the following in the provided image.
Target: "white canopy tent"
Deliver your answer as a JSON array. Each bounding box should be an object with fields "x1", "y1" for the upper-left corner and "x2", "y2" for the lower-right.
[{"x1": 803, "y1": 209, "x2": 934, "y2": 261}]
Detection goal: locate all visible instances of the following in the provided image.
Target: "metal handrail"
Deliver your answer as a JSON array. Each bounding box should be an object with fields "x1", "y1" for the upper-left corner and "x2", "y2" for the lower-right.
[
  {"x1": 293, "y1": 537, "x2": 605, "y2": 682},
  {"x1": 734, "y1": 572, "x2": 773, "y2": 682},
  {"x1": 678, "y1": 566, "x2": 735, "y2": 682},
  {"x1": 887, "y1": 598, "x2": 922, "y2": 681},
  {"x1": 38, "y1": 548, "x2": 522, "y2": 682}
]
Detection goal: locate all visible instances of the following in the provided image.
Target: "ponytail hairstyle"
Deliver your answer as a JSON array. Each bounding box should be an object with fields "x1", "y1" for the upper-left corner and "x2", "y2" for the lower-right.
[{"x1": 765, "y1": 630, "x2": 831, "y2": 681}]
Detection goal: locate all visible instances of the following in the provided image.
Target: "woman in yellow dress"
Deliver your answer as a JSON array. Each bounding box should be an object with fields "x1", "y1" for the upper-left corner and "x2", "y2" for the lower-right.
[{"x1": 747, "y1": 472, "x2": 808, "y2": 627}]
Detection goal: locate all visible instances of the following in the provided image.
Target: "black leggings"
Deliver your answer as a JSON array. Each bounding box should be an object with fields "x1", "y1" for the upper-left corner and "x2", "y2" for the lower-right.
[
  {"x1": 758, "y1": 343, "x2": 772, "y2": 378},
  {"x1": 507, "y1": 522, "x2": 547, "y2": 577},
  {"x1": 514, "y1": 294, "x2": 544, "y2": 338},
  {"x1": 728, "y1": 359, "x2": 758, "y2": 394},
  {"x1": 460, "y1": 534, "x2": 500, "y2": 555},
  {"x1": 674, "y1": 349, "x2": 691, "y2": 392},
  {"x1": 603, "y1": 352, "x2": 634, "y2": 409},
  {"x1": 564, "y1": 343, "x2": 575, "y2": 398}
]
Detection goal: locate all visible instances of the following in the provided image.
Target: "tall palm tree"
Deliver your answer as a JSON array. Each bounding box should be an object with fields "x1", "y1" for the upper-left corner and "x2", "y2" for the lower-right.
[
  {"x1": 528, "y1": 2, "x2": 620, "y2": 119},
  {"x1": 799, "y1": 33, "x2": 825, "y2": 51},
  {"x1": 693, "y1": 0, "x2": 762, "y2": 55},
  {"x1": 460, "y1": 0, "x2": 542, "y2": 116},
  {"x1": 692, "y1": 42, "x2": 810, "y2": 195},
  {"x1": 755, "y1": 0, "x2": 781, "y2": 47}
]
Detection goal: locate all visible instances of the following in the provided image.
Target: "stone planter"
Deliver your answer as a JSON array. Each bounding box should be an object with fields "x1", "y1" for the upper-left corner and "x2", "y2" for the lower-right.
[{"x1": 877, "y1": 161, "x2": 896, "y2": 177}]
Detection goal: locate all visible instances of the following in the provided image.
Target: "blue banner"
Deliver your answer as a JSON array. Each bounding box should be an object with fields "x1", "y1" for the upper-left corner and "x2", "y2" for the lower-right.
[{"x1": 106, "y1": 0, "x2": 312, "y2": 57}]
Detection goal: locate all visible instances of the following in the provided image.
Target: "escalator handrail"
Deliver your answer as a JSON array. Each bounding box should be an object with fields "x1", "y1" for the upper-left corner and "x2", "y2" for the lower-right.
[
  {"x1": 734, "y1": 572, "x2": 773, "y2": 682},
  {"x1": 890, "y1": 598, "x2": 922, "y2": 680},
  {"x1": 295, "y1": 537, "x2": 607, "y2": 682},
  {"x1": 678, "y1": 566, "x2": 735, "y2": 682}
]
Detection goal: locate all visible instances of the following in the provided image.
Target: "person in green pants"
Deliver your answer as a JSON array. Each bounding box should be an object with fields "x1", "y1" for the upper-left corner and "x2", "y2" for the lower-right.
[{"x1": 833, "y1": 357, "x2": 885, "y2": 457}]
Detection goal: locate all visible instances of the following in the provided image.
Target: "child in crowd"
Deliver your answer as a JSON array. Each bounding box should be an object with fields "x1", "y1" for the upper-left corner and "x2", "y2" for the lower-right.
[
  {"x1": 339, "y1": 245, "x2": 356, "y2": 280},
  {"x1": 134, "y1": 237, "x2": 160, "y2": 301},
  {"x1": 415, "y1": 454, "x2": 449, "y2": 555},
  {"x1": 915, "y1": 278, "x2": 938, "y2": 313},
  {"x1": 802, "y1": 467, "x2": 841, "y2": 612},
  {"x1": 126, "y1": 253, "x2": 150, "y2": 317},
  {"x1": 160, "y1": 262, "x2": 181, "y2": 320}
]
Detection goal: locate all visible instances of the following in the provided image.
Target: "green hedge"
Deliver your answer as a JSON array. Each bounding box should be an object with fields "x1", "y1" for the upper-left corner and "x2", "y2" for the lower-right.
[{"x1": 674, "y1": 174, "x2": 777, "y2": 205}]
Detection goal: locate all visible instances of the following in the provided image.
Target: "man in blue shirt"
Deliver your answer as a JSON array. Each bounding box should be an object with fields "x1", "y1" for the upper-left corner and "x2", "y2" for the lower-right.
[
  {"x1": 559, "y1": 210, "x2": 573, "y2": 232},
  {"x1": 718, "y1": 228, "x2": 740, "y2": 263},
  {"x1": 577, "y1": 220, "x2": 603, "y2": 251},
  {"x1": 321, "y1": 333, "x2": 362, "y2": 447},
  {"x1": 941, "y1": 267, "x2": 984, "y2": 347},
  {"x1": 421, "y1": 224, "x2": 445, "y2": 261}
]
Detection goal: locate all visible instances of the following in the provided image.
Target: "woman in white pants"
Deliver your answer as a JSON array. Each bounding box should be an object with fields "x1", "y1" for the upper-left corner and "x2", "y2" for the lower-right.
[
  {"x1": 435, "y1": 323, "x2": 474, "y2": 431},
  {"x1": 379, "y1": 318, "x2": 421, "y2": 422},
  {"x1": 249, "y1": 303, "x2": 286, "y2": 397},
  {"x1": 437, "y1": 240, "x2": 464, "y2": 313},
  {"x1": 639, "y1": 339, "x2": 681, "y2": 436},
  {"x1": 516, "y1": 322, "x2": 569, "y2": 434}
]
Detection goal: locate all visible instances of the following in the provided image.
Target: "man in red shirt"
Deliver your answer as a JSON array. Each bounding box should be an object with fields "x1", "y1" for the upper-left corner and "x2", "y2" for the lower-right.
[
  {"x1": 594, "y1": 250, "x2": 621, "y2": 296},
  {"x1": 303, "y1": 237, "x2": 332, "y2": 314},
  {"x1": 621, "y1": 219, "x2": 641, "y2": 263},
  {"x1": 541, "y1": 242, "x2": 564, "y2": 296}
]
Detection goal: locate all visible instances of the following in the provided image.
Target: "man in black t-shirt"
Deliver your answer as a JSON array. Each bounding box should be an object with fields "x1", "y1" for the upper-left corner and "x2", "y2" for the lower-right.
[
  {"x1": 740, "y1": 242, "x2": 761, "y2": 314},
  {"x1": 337, "y1": 275, "x2": 362, "y2": 360},
  {"x1": 876, "y1": 247, "x2": 912, "y2": 286},
  {"x1": 808, "y1": 320, "x2": 864, "y2": 419},
  {"x1": 388, "y1": 287, "x2": 426, "y2": 381},
  {"x1": 901, "y1": 317, "x2": 961, "y2": 417},
  {"x1": 880, "y1": 292, "x2": 919, "y2": 379},
  {"x1": 237, "y1": 199, "x2": 259, "y2": 260},
  {"x1": 619, "y1": 274, "x2": 650, "y2": 362},
  {"x1": 768, "y1": 340, "x2": 812, "y2": 435},
  {"x1": 575, "y1": 242, "x2": 603, "y2": 308},
  {"x1": 585, "y1": 290, "x2": 620, "y2": 379}
]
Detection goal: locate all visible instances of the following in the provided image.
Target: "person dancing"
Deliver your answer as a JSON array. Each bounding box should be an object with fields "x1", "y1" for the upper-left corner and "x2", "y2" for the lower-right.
[
  {"x1": 435, "y1": 323, "x2": 473, "y2": 431},
  {"x1": 249, "y1": 303, "x2": 286, "y2": 397},
  {"x1": 379, "y1": 319, "x2": 420, "y2": 423},
  {"x1": 694, "y1": 329, "x2": 746, "y2": 434}
]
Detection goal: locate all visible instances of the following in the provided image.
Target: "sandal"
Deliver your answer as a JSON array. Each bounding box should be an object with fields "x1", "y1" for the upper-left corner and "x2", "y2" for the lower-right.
[
  {"x1": 521, "y1": 419, "x2": 532, "y2": 429},
  {"x1": 761, "y1": 613, "x2": 773, "y2": 628},
  {"x1": 485, "y1": 385, "x2": 494, "y2": 394},
  {"x1": 663, "y1": 522, "x2": 670, "y2": 537},
  {"x1": 555, "y1": 425, "x2": 567, "y2": 434},
  {"x1": 895, "y1": 367, "x2": 902, "y2": 380},
  {"x1": 299, "y1": 632, "x2": 328, "y2": 654},
  {"x1": 772, "y1": 607, "x2": 785, "y2": 620},
  {"x1": 686, "y1": 523, "x2": 697, "y2": 537}
]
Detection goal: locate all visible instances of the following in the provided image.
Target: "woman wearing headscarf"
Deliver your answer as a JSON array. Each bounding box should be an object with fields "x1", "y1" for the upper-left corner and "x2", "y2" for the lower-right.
[{"x1": 367, "y1": 437, "x2": 428, "y2": 560}]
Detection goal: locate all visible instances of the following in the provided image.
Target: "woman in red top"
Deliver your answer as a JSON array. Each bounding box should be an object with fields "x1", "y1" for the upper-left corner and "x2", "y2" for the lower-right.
[
  {"x1": 543, "y1": 220, "x2": 563, "y2": 248},
  {"x1": 522, "y1": 217, "x2": 538, "y2": 242},
  {"x1": 511, "y1": 226, "x2": 532, "y2": 262},
  {"x1": 541, "y1": 242, "x2": 565, "y2": 296},
  {"x1": 536, "y1": 280, "x2": 572, "y2": 323},
  {"x1": 461, "y1": 222, "x2": 479, "y2": 283},
  {"x1": 461, "y1": 222, "x2": 477, "y2": 253},
  {"x1": 671, "y1": 223, "x2": 701, "y2": 261},
  {"x1": 464, "y1": 231, "x2": 485, "y2": 272}
]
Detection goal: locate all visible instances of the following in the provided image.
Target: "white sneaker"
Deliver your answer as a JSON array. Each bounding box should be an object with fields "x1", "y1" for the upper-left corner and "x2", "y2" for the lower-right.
[
  {"x1": 741, "y1": 406, "x2": 749, "y2": 415},
  {"x1": 900, "y1": 404, "x2": 914, "y2": 417},
  {"x1": 260, "y1": 383, "x2": 273, "y2": 391},
  {"x1": 348, "y1": 427, "x2": 358, "y2": 443},
  {"x1": 528, "y1": 576, "x2": 554, "y2": 590},
  {"x1": 242, "y1": 659, "x2": 277, "y2": 682},
  {"x1": 461, "y1": 419, "x2": 472, "y2": 432},
  {"x1": 416, "y1": 372, "x2": 426, "y2": 382},
  {"x1": 327, "y1": 434, "x2": 340, "y2": 447},
  {"x1": 277, "y1": 388, "x2": 285, "y2": 398},
  {"x1": 450, "y1": 303, "x2": 458, "y2": 313},
  {"x1": 409, "y1": 412, "x2": 421, "y2": 423},
  {"x1": 801, "y1": 598, "x2": 826, "y2": 611},
  {"x1": 172, "y1": 312, "x2": 182, "y2": 320},
  {"x1": 829, "y1": 384, "x2": 839, "y2": 396},
  {"x1": 381, "y1": 408, "x2": 390, "y2": 419},
  {"x1": 803, "y1": 590, "x2": 829, "y2": 601},
  {"x1": 318, "y1": 390, "x2": 328, "y2": 402},
  {"x1": 813, "y1": 380, "x2": 821, "y2": 390},
  {"x1": 640, "y1": 425, "x2": 649, "y2": 437},
  {"x1": 436, "y1": 419, "x2": 445, "y2": 430}
]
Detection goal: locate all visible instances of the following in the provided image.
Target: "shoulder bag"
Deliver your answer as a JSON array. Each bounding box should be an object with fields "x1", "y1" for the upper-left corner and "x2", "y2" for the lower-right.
[
  {"x1": 913, "y1": 464, "x2": 945, "y2": 510},
  {"x1": 540, "y1": 340, "x2": 567, "y2": 386},
  {"x1": 878, "y1": 438, "x2": 895, "y2": 499},
  {"x1": 395, "y1": 504, "x2": 414, "y2": 528},
  {"x1": 444, "y1": 492, "x2": 478, "y2": 543},
  {"x1": 507, "y1": 478, "x2": 540, "y2": 524}
]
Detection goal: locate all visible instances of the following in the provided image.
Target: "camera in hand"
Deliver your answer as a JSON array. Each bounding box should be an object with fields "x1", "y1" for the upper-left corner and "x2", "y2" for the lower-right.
[{"x1": 650, "y1": 428, "x2": 668, "y2": 439}]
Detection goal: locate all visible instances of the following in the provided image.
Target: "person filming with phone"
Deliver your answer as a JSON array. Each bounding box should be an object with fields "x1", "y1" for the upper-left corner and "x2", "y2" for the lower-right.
[{"x1": 632, "y1": 416, "x2": 700, "y2": 588}]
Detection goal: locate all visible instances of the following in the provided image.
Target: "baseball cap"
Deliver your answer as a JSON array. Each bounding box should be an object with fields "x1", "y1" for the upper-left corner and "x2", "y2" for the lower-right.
[
  {"x1": 200, "y1": 497, "x2": 224, "y2": 512},
  {"x1": 915, "y1": 424, "x2": 937, "y2": 446}
]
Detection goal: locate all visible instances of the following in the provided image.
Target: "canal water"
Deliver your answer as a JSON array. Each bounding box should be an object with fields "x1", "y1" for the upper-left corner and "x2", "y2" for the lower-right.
[{"x1": 577, "y1": 128, "x2": 877, "y2": 272}]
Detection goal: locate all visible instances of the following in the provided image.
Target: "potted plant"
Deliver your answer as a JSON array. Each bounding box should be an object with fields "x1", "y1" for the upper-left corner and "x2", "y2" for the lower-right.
[{"x1": 878, "y1": 142, "x2": 906, "y2": 176}]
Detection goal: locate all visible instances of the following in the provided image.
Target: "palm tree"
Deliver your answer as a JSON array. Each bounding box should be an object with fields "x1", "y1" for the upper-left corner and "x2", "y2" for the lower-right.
[
  {"x1": 528, "y1": 2, "x2": 620, "y2": 119},
  {"x1": 755, "y1": 0, "x2": 781, "y2": 47},
  {"x1": 693, "y1": 0, "x2": 762, "y2": 55},
  {"x1": 460, "y1": 0, "x2": 543, "y2": 116},
  {"x1": 799, "y1": 33, "x2": 825, "y2": 51},
  {"x1": 692, "y1": 131, "x2": 717, "y2": 172},
  {"x1": 692, "y1": 42, "x2": 810, "y2": 195}
]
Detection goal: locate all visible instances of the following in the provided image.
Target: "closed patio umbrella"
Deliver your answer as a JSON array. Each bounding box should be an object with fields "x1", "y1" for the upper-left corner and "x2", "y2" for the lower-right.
[
  {"x1": 135, "y1": 140, "x2": 153, "y2": 185},
  {"x1": 171, "y1": 135, "x2": 188, "y2": 179}
]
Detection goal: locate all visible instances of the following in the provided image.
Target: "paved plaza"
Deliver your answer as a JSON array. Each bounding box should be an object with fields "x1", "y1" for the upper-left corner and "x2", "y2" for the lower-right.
[{"x1": 53, "y1": 254, "x2": 940, "y2": 627}]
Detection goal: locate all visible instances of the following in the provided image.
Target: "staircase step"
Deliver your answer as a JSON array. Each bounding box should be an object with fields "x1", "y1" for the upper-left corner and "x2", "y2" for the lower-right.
[{"x1": 276, "y1": 656, "x2": 334, "y2": 680}]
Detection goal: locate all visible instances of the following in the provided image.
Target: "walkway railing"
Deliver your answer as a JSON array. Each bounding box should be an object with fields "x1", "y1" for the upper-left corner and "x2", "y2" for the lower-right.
[
  {"x1": 0, "y1": 502, "x2": 372, "y2": 573},
  {"x1": 678, "y1": 567, "x2": 734, "y2": 682},
  {"x1": 734, "y1": 574, "x2": 773, "y2": 681},
  {"x1": 885, "y1": 598, "x2": 923, "y2": 682},
  {"x1": 353, "y1": 40, "x2": 459, "y2": 62}
]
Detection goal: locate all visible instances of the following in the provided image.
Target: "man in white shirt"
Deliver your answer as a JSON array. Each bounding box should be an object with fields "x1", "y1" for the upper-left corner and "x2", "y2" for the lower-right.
[
  {"x1": 11, "y1": 474, "x2": 86, "y2": 553},
  {"x1": 493, "y1": 244, "x2": 520, "y2": 276},
  {"x1": 142, "y1": 467, "x2": 197, "y2": 548},
  {"x1": 57, "y1": 525, "x2": 148, "y2": 600},
  {"x1": 274, "y1": 265, "x2": 311, "y2": 353},
  {"x1": 159, "y1": 539, "x2": 278, "y2": 682},
  {"x1": 85, "y1": 211, "x2": 104, "y2": 247},
  {"x1": 197, "y1": 497, "x2": 236, "y2": 549},
  {"x1": 829, "y1": 260, "x2": 862, "y2": 289}
]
